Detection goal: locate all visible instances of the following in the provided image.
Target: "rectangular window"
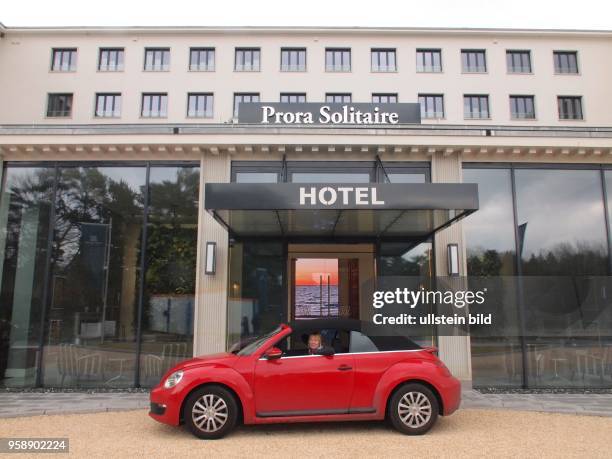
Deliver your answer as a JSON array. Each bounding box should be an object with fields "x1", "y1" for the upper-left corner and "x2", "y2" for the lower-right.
[
  {"x1": 325, "y1": 93, "x2": 352, "y2": 103},
  {"x1": 510, "y1": 95, "x2": 535, "y2": 119},
  {"x1": 554, "y1": 51, "x2": 579, "y2": 74},
  {"x1": 51, "y1": 48, "x2": 77, "y2": 71},
  {"x1": 418, "y1": 94, "x2": 445, "y2": 119},
  {"x1": 372, "y1": 93, "x2": 398, "y2": 104},
  {"x1": 233, "y1": 92, "x2": 260, "y2": 117},
  {"x1": 46, "y1": 93, "x2": 73, "y2": 117},
  {"x1": 187, "y1": 93, "x2": 214, "y2": 118},
  {"x1": 461, "y1": 49, "x2": 487, "y2": 73},
  {"x1": 98, "y1": 48, "x2": 124, "y2": 71},
  {"x1": 281, "y1": 48, "x2": 306, "y2": 71},
  {"x1": 558, "y1": 96, "x2": 583, "y2": 120},
  {"x1": 371, "y1": 48, "x2": 397, "y2": 72},
  {"x1": 141, "y1": 93, "x2": 168, "y2": 118},
  {"x1": 95, "y1": 93, "x2": 122, "y2": 118},
  {"x1": 506, "y1": 50, "x2": 532, "y2": 73},
  {"x1": 325, "y1": 48, "x2": 351, "y2": 72},
  {"x1": 416, "y1": 49, "x2": 442, "y2": 72},
  {"x1": 280, "y1": 93, "x2": 306, "y2": 103},
  {"x1": 235, "y1": 48, "x2": 261, "y2": 71},
  {"x1": 189, "y1": 47, "x2": 215, "y2": 71},
  {"x1": 144, "y1": 48, "x2": 170, "y2": 71},
  {"x1": 464, "y1": 95, "x2": 490, "y2": 119}
]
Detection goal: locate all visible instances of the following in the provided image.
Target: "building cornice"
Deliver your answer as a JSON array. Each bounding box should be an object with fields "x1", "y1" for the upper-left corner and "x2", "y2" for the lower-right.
[
  {"x1": 2, "y1": 25, "x2": 612, "y2": 38},
  {"x1": 2, "y1": 123, "x2": 612, "y2": 138}
]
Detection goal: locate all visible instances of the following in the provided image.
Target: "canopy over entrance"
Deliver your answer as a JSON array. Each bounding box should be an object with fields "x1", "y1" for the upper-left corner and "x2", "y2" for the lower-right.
[{"x1": 205, "y1": 183, "x2": 478, "y2": 238}]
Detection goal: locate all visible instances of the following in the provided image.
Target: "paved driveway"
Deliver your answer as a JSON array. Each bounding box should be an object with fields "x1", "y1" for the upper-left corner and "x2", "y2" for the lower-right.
[{"x1": 1, "y1": 409, "x2": 611, "y2": 458}]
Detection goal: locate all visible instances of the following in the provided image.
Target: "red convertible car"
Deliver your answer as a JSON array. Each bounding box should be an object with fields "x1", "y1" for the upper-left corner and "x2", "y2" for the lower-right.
[{"x1": 149, "y1": 319, "x2": 461, "y2": 439}]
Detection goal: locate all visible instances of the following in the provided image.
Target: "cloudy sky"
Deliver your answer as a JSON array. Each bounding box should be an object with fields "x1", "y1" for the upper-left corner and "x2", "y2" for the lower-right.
[{"x1": 1, "y1": 0, "x2": 611, "y2": 29}]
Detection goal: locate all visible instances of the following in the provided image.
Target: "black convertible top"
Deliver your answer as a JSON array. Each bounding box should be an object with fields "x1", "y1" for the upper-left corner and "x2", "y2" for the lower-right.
[{"x1": 287, "y1": 318, "x2": 422, "y2": 351}]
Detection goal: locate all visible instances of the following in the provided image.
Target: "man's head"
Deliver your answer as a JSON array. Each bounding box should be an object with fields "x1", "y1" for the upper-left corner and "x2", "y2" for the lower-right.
[{"x1": 308, "y1": 332, "x2": 322, "y2": 351}]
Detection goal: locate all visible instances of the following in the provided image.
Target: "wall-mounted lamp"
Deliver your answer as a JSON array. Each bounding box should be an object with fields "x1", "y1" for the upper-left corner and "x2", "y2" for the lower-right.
[
  {"x1": 205, "y1": 242, "x2": 217, "y2": 275},
  {"x1": 447, "y1": 243, "x2": 459, "y2": 277}
]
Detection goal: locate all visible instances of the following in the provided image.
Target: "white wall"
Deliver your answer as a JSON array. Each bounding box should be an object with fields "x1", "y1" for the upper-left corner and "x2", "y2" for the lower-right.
[{"x1": 1, "y1": 28, "x2": 611, "y2": 125}]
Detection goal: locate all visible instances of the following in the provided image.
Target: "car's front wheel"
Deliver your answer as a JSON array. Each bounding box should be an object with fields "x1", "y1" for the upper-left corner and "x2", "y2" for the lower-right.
[
  {"x1": 388, "y1": 383, "x2": 439, "y2": 435},
  {"x1": 184, "y1": 385, "x2": 238, "y2": 439}
]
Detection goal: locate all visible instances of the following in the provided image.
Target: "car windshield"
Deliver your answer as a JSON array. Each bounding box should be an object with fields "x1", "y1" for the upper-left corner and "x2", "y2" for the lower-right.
[{"x1": 233, "y1": 326, "x2": 283, "y2": 356}]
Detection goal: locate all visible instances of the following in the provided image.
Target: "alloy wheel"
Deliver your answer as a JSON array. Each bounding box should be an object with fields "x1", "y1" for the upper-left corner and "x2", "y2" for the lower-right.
[
  {"x1": 397, "y1": 391, "x2": 433, "y2": 428},
  {"x1": 192, "y1": 394, "x2": 229, "y2": 433}
]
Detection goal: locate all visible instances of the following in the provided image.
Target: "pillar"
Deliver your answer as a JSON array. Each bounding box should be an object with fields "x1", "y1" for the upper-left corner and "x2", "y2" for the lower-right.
[
  {"x1": 431, "y1": 151, "x2": 472, "y2": 386},
  {"x1": 193, "y1": 152, "x2": 231, "y2": 356}
]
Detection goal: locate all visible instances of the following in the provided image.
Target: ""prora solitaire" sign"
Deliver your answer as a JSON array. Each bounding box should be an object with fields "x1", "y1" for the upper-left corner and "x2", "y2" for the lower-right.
[{"x1": 237, "y1": 102, "x2": 421, "y2": 125}]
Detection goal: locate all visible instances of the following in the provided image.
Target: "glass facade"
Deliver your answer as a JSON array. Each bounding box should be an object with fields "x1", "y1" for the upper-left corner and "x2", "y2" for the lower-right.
[
  {"x1": 464, "y1": 165, "x2": 612, "y2": 388},
  {"x1": 0, "y1": 163, "x2": 199, "y2": 388}
]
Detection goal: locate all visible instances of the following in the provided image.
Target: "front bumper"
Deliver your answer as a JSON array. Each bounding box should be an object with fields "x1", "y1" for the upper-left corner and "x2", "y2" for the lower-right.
[{"x1": 149, "y1": 385, "x2": 182, "y2": 426}]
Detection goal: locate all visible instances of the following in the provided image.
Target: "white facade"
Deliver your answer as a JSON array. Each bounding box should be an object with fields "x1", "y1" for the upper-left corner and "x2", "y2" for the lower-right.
[{"x1": 1, "y1": 25, "x2": 612, "y2": 388}]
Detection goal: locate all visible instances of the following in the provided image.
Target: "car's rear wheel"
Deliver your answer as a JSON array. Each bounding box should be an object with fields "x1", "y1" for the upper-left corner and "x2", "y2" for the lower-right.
[
  {"x1": 184, "y1": 385, "x2": 238, "y2": 439},
  {"x1": 388, "y1": 383, "x2": 439, "y2": 435}
]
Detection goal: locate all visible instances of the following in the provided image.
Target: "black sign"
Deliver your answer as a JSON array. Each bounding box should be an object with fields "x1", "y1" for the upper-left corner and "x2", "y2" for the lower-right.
[
  {"x1": 237, "y1": 103, "x2": 421, "y2": 125},
  {"x1": 205, "y1": 183, "x2": 479, "y2": 211}
]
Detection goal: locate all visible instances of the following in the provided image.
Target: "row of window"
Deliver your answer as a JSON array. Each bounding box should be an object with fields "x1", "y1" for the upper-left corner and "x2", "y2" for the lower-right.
[
  {"x1": 45, "y1": 92, "x2": 585, "y2": 120},
  {"x1": 50, "y1": 47, "x2": 581, "y2": 74}
]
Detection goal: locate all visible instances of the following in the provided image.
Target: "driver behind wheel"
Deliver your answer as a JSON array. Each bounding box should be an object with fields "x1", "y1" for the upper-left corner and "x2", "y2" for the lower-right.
[{"x1": 307, "y1": 332, "x2": 335, "y2": 356}]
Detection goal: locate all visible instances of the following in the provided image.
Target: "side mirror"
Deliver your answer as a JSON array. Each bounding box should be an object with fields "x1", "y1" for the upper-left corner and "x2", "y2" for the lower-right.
[{"x1": 264, "y1": 347, "x2": 282, "y2": 360}]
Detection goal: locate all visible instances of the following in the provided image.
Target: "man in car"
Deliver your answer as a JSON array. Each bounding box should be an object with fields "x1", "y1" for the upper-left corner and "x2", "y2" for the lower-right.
[{"x1": 307, "y1": 332, "x2": 335, "y2": 356}]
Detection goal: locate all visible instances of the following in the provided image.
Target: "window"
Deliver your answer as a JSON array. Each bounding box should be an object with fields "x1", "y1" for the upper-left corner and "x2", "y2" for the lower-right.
[
  {"x1": 510, "y1": 95, "x2": 535, "y2": 119},
  {"x1": 189, "y1": 47, "x2": 215, "y2": 71},
  {"x1": 280, "y1": 93, "x2": 306, "y2": 103},
  {"x1": 235, "y1": 48, "x2": 261, "y2": 71},
  {"x1": 144, "y1": 48, "x2": 170, "y2": 71},
  {"x1": 95, "y1": 93, "x2": 121, "y2": 118},
  {"x1": 461, "y1": 49, "x2": 487, "y2": 72},
  {"x1": 464, "y1": 95, "x2": 490, "y2": 119},
  {"x1": 98, "y1": 48, "x2": 124, "y2": 71},
  {"x1": 372, "y1": 93, "x2": 398, "y2": 104},
  {"x1": 554, "y1": 51, "x2": 579, "y2": 74},
  {"x1": 325, "y1": 48, "x2": 351, "y2": 72},
  {"x1": 51, "y1": 48, "x2": 77, "y2": 71},
  {"x1": 418, "y1": 94, "x2": 444, "y2": 119},
  {"x1": 506, "y1": 50, "x2": 532, "y2": 73},
  {"x1": 558, "y1": 96, "x2": 583, "y2": 120},
  {"x1": 141, "y1": 93, "x2": 168, "y2": 118},
  {"x1": 416, "y1": 49, "x2": 442, "y2": 72},
  {"x1": 187, "y1": 93, "x2": 213, "y2": 118},
  {"x1": 281, "y1": 48, "x2": 306, "y2": 71},
  {"x1": 371, "y1": 48, "x2": 397, "y2": 72},
  {"x1": 325, "y1": 93, "x2": 351, "y2": 103},
  {"x1": 46, "y1": 93, "x2": 73, "y2": 117},
  {"x1": 349, "y1": 331, "x2": 378, "y2": 353},
  {"x1": 233, "y1": 93, "x2": 260, "y2": 117}
]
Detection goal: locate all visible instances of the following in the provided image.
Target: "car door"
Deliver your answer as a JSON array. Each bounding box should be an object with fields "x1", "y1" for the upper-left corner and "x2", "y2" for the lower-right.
[{"x1": 254, "y1": 336, "x2": 354, "y2": 416}]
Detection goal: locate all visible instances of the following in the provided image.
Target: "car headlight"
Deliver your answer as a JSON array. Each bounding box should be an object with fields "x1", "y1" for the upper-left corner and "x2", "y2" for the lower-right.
[{"x1": 163, "y1": 370, "x2": 184, "y2": 389}]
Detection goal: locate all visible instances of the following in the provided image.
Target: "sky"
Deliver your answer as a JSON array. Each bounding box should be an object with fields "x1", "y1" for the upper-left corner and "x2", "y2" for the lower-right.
[{"x1": 1, "y1": 0, "x2": 611, "y2": 29}]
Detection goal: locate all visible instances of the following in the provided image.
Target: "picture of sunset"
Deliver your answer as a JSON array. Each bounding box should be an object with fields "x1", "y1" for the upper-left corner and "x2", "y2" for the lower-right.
[{"x1": 294, "y1": 258, "x2": 339, "y2": 318}]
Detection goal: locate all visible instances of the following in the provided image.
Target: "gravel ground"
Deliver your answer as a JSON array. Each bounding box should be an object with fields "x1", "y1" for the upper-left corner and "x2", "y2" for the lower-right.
[{"x1": 1, "y1": 409, "x2": 611, "y2": 458}]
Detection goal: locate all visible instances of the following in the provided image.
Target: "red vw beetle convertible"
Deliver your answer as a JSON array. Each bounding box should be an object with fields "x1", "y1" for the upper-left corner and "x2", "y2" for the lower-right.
[{"x1": 149, "y1": 319, "x2": 461, "y2": 439}]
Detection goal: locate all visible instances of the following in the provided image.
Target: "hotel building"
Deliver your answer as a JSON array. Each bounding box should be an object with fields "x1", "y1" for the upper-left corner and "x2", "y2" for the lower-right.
[{"x1": 0, "y1": 23, "x2": 611, "y2": 389}]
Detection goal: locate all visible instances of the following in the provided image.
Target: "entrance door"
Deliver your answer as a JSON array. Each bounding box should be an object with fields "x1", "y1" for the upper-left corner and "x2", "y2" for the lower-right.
[{"x1": 288, "y1": 244, "x2": 374, "y2": 322}]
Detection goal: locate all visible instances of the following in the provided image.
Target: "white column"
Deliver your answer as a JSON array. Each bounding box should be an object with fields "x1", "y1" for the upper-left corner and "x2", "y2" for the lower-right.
[
  {"x1": 193, "y1": 152, "x2": 231, "y2": 356},
  {"x1": 431, "y1": 152, "x2": 472, "y2": 385}
]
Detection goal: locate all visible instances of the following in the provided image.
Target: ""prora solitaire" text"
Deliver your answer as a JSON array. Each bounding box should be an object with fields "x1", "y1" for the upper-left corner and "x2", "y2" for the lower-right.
[{"x1": 261, "y1": 105, "x2": 400, "y2": 125}]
